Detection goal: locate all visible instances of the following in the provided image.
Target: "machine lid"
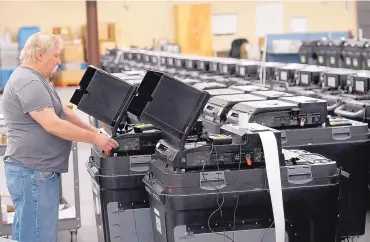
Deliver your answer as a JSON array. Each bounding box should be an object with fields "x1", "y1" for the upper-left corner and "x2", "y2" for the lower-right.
[
  {"x1": 210, "y1": 94, "x2": 266, "y2": 107},
  {"x1": 280, "y1": 96, "x2": 327, "y2": 104},
  {"x1": 181, "y1": 78, "x2": 202, "y2": 85},
  {"x1": 70, "y1": 66, "x2": 137, "y2": 130},
  {"x1": 138, "y1": 71, "x2": 210, "y2": 150},
  {"x1": 229, "y1": 85, "x2": 269, "y2": 93},
  {"x1": 206, "y1": 88, "x2": 244, "y2": 97},
  {"x1": 251, "y1": 90, "x2": 293, "y2": 99},
  {"x1": 193, "y1": 82, "x2": 227, "y2": 90},
  {"x1": 239, "y1": 99, "x2": 297, "y2": 110}
]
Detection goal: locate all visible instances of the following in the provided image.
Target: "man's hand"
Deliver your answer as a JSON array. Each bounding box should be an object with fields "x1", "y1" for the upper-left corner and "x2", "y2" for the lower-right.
[{"x1": 93, "y1": 133, "x2": 119, "y2": 152}]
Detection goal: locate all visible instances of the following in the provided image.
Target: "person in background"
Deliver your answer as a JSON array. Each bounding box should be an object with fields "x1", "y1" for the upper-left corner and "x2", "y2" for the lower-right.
[
  {"x1": 1, "y1": 32, "x2": 119, "y2": 242},
  {"x1": 228, "y1": 38, "x2": 249, "y2": 59},
  {"x1": 228, "y1": 38, "x2": 261, "y2": 60}
]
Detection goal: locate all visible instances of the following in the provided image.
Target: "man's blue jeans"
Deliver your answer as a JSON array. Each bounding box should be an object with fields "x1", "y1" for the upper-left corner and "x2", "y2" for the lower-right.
[{"x1": 4, "y1": 161, "x2": 60, "y2": 242}]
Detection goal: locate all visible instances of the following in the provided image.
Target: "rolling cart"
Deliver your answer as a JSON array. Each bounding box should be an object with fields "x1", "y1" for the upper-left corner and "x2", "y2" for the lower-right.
[{"x1": 0, "y1": 142, "x2": 81, "y2": 242}]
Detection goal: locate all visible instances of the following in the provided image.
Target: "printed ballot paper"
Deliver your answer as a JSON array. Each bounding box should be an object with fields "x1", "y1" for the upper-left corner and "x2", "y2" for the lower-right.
[{"x1": 239, "y1": 115, "x2": 286, "y2": 242}]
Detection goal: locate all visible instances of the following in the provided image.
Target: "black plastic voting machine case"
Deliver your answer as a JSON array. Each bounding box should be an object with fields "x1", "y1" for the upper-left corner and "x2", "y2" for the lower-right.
[
  {"x1": 135, "y1": 73, "x2": 340, "y2": 242},
  {"x1": 298, "y1": 41, "x2": 318, "y2": 65},
  {"x1": 71, "y1": 66, "x2": 166, "y2": 242},
  {"x1": 275, "y1": 63, "x2": 307, "y2": 84},
  {"x1": 295, "y1": 65, "x2": 328, "y2": 87},
  {"x1": 235, "y1": 60, "x2": 260, "y2": 79},
  {"x1": 321, "y1": 68, "x2": 355, "y2": 91},
  {"x1": 201, "y1": 94, "x2": 266, "y2": 134},
  {"x1": 226, "y1": 96, "x2": 327, "y2": 129},
  {"x1": 279, "y1": 86, "x2": 346, "y2": 115},
  {"x1": 325, "y1": 40, "x2": 346, "y2": 68},
  {"x1": 223, "y1": 112, "x2": 370, "y2": 237},
  {"x1": 257, "y1": 62, "x2": 284, "y2": 82},
  {"x1": 341, "y1": 40, "x2": 367, "y2": 70},
  {"x1": 312, "y1": 40, "x2": 329, "y2": 66},
  {"x1": 144, "y1": 137, "x2": 340, "y2": 242}
]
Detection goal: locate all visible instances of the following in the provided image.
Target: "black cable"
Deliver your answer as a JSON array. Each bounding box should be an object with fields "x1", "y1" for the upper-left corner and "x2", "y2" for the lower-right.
[
  {"x1": 201, "y1": 144, "x2": 235, "y2": 242},
  {"x1": 181, "y1": 134, "x2": 248, "y2": 242},
  {"x1": 232, "y1": 142, "x2": 244, "y2": 241},
  {"x1": 213, "y1": 146, "x2": 225, "y2": 222},
  {"x1": 260, "y1": 221, "x2": 275, "y2": 242}
]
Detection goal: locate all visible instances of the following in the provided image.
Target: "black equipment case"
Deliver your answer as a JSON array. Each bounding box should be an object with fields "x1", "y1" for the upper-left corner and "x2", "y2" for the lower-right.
[
  {"x1": 143, "y1": 149, "x2": 340, "y2": 242},
  {"x1": 224, "y1": 105, "x2": 370, "y2": 237},
  {"x1": 71, "y1": 66, "x2": 166, "y2": 242}
]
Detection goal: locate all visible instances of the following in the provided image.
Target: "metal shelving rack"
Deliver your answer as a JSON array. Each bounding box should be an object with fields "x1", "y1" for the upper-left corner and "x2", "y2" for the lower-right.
[{"x1": 0, "y1": 142, "x2": 81, "y2": 242}]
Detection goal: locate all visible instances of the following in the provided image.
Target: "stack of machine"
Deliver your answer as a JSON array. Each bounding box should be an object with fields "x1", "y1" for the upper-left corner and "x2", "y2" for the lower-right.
[
  {"x1": 71, "y1": 66, "x2": 344, "y2": 242},
  {"x1": 70, "y1": 67, "x2": 163, "y2": 242},
  {"x1": 97, "y1": 49, "x2": 370, "y2": 241},
  {"x1": 135, "y1": 71, "x2": 341, "y2": 242},
  {"x1": 225, "y1": 91, "x2": 370, "y2": 239},
  {"x1": 201, "y1": 91, "x2": 293, "y2": 134}
]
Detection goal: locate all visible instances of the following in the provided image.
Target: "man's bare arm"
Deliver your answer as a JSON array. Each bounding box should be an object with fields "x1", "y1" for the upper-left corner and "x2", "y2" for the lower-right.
[
  {"x1": 29, "y1": 107, "x2": 118, "y2": 151},
  {"x1": 63, "y1": 106, "x2": 98, "y2": 133}
]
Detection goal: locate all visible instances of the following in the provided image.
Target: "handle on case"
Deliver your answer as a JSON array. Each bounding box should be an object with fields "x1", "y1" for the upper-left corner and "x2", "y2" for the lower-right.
[
  {"x1": 327, "y1": 102, "x2": 341, "y2": 112},
  {"x1": 129, "y1": 155, "x2": 151, "y2": 173},
  {"x1": 331, "y1": 127, "x2": 351, "y2": 141},
  {"x1": 334, "y1": 105, "x2": 365, "y2": 118},
  {"x1": 86, "y1": 157, "x2": 99, "y2": 182},
  {"x1": 287, "y1": 166, "x2": 313, "y2": 185},
  {"x1": 280, "y1": 130, "x2": 287, "y2": 144},
  {"x1": 200, "y1": 171, "x2": 226, "y2": 191},
  {"x1": 226, "y1": 111, "x2": 239, "y2": 124}
]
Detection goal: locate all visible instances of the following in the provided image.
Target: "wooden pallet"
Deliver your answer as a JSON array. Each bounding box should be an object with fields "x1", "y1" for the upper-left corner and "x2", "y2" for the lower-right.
[{"x1": 54, "y1": 80, "x2": 80, "y2": 87}]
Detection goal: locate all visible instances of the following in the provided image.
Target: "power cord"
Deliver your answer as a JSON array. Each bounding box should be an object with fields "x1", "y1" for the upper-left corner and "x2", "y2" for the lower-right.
[
  {"x1": 201, "y1": 144, "x2": 235, "y2": 242},
  {"x1": 202, "y1": 137, "x2": 250, "y2": 242},
  {"x1": 213, "y1": 146, "x2": 225, "y2": 224},
  {"x1": 260, "y1": 221, "x2": 275, "y2": 242},
  {"x1": 231, "y1": 140, "x2": 249, "y2": 242}
]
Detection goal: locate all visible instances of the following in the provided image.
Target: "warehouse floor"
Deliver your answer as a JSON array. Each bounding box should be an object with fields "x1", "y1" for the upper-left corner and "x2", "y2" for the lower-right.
[{"x1": 1, "y1": 86, "x2": 370, "y2": 242}]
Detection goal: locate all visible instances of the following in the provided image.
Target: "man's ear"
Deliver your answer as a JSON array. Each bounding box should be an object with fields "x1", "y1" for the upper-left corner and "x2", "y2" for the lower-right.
[{"x1": 34, "y1": 50, "x2": 43, "y2": 61}]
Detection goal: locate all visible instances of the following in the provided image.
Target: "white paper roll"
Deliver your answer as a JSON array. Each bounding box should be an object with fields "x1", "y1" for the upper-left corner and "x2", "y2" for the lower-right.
[
  {"x1": 258, "y1": 131, "x2": 285, "y2": 242},
  {"x1": 239, "y1": 113, "x2": 250, "y2": 129}
]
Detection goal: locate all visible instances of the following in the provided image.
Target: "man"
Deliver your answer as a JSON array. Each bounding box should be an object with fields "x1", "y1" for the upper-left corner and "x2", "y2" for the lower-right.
[{"x1": 1, "y1": 32, "x2": 119, "y2": 242}]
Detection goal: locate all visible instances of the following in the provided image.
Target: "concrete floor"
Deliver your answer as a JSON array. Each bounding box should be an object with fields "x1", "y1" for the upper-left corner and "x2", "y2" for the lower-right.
[
  {"x1": 57, "y1": 87, "x2": 99, "y2": 242},
  {"x1": 1, "y1": 86, "x2": 370, "y2": 242}
]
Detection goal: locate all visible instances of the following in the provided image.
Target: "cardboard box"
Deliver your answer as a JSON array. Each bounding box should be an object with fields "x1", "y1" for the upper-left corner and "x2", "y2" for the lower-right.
[
  {"x1": 61, "y1": 44, "x2": 84, "y2": 62},
  {"x1": 52, "y1": 26, "x2": 71, "y2": 36},
  {"x1": 60, "y1": 62, "x2": 85, "y2": 71},
  {"x1": 56, "y1": 70, "x2": 85, "y2": 84},
  {"x1": 82, "y1": 23, "x2": 116, "y2": 42},
  {"x1": 0, "y1": 42, "x2": 20, "y2": 68},
  {"x1": 52, "y1": 26, "x2": 72, "y2": 40},
  {"x1": 99, "y1": 41, "x2": 117, "y2": 55}
]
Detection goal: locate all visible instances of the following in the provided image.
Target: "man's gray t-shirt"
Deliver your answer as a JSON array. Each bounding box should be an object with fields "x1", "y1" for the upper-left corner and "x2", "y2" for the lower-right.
[{"x1": 2, "y1": 65, "x2": 72, "y2": 173}]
